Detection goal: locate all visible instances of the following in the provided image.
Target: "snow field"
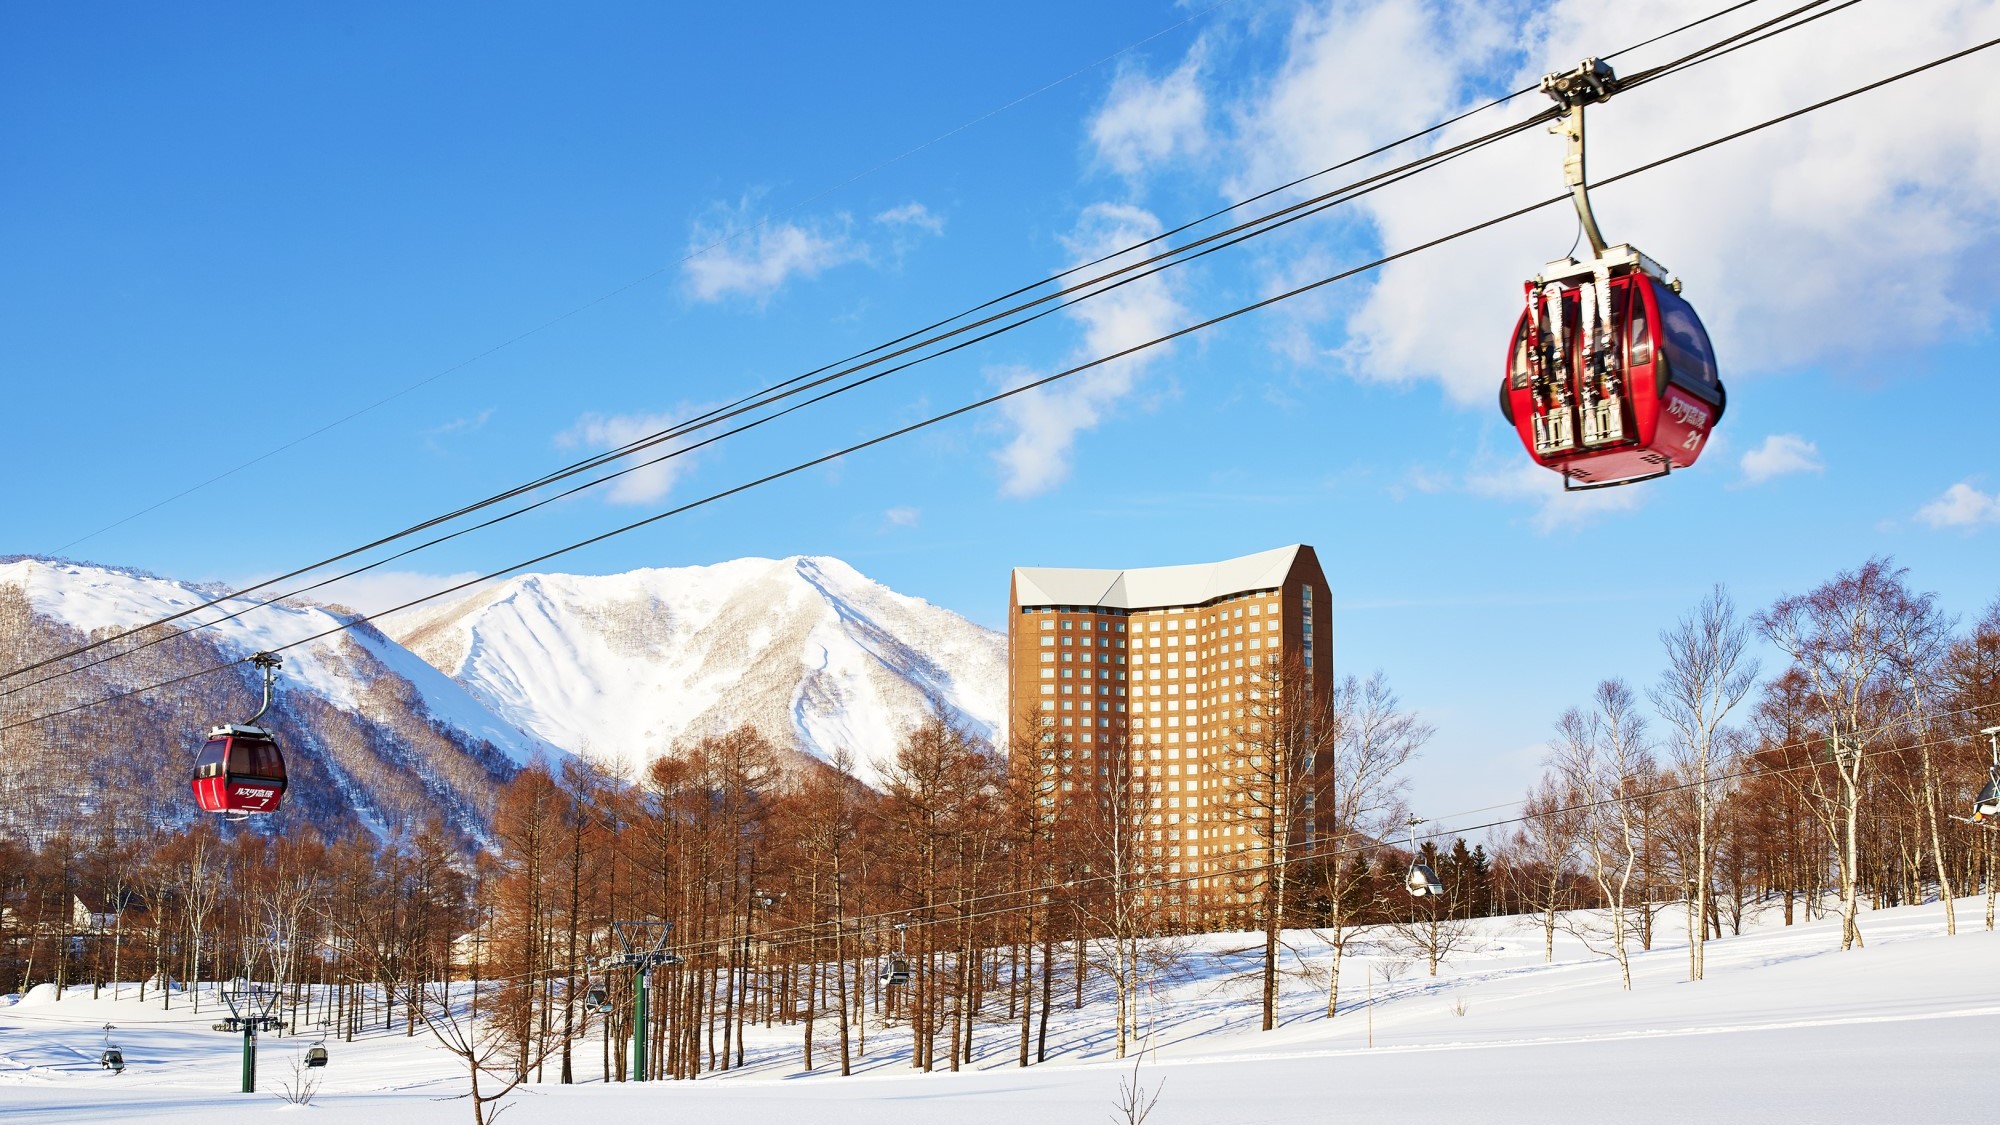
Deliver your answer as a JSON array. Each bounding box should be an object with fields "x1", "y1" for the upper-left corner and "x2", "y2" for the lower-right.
[{"x1": 3, "y1": 895, "x2": 1993, "y2": 1123}]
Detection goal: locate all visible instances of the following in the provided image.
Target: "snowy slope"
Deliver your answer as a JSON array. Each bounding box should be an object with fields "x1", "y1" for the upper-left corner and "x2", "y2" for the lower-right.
[
  {"x1": 0, "y1": 557, "x2": 552, "y2": 765},
  {"x1": 390, "y1": 556, "x2": 1005, "y2": 783},
  {"x1": 1, "y1": 897, "x2": 1992, "y2": 1123},
  {"x1": 0, "y1": 557, "x2": 559, "y2": 838}
]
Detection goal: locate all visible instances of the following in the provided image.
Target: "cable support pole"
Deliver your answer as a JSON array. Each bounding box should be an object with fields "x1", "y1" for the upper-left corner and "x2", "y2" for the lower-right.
[{"x1": 0, "y1": 0, "x2": 1843, "y2": 694}]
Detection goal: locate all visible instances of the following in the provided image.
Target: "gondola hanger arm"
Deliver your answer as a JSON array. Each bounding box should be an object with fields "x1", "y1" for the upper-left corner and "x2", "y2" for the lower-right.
[{"x1": 1541, "y1": 58, "x2": 1622, "y2": 258}]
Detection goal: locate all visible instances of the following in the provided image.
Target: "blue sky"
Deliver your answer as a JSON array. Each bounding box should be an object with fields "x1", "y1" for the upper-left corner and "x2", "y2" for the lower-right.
[{"x1": 6, "y1": 1, "x2": 2000, "y2": 818}]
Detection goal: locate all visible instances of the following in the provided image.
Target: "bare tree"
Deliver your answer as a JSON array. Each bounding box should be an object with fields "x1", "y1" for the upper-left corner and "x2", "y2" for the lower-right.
[
  {"x1": 1221, "y1": 654, "x2": 1337, "y2": 1031},
  {"x1": 1652, "y1": 585, "x2": 1759, "y2": 980},
  {"x1": 1757, "y1": 559, "x2": 1910, "y2": 951},
  {"x1": 1510, "y1": 770, "x2": 1585, "y2": 963},
  {"x1": 1111, "y1": 1049, "x2": 1164, "y2": 1125},
  {"x1": 1552, "y1": 681, "x2": 1655, "y2": 990},
  {"x1": 416, "y1": 976, "x2": 557, "y2": 1125},
  {"x1": 1312, "y1": 673, "x2": 1426, "y2": 1014},
  {"x1": 1881, "y1": 583, "x2": 1958, "y2": 933}
]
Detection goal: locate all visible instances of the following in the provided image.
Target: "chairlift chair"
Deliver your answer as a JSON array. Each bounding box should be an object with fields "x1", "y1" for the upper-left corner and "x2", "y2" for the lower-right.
[
  {"x1": 305, "y1": 1045, "x2": 329, "y2": 1069},
  {"x1": 1405, "y1": 863, "x2": 1445, "y2": 898},
  {"x1": 1402, "y1": 815, "x2": 1445, "y2": 897},
  {"x1": 1970, "y1": 726, "x2": 2000, "y2": 826},
  {"x1": 99, "y1": 1024, "x2": 124, "y2": 1072},
  {"x1": 879, "y1": 957, "x2": 911, "y2": 987}
]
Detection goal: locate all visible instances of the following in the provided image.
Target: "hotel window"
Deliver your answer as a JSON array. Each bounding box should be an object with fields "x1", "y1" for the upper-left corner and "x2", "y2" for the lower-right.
[
  {"x1": 1062, "y1": 619, "x2": 1073, "y2": 629},
  {"x1": 1040, "y1": 636, "x2": 1054, "y2": 646},
  {"x1": 1040, "y1": 620, "x2": 1054, "y2": 630}
]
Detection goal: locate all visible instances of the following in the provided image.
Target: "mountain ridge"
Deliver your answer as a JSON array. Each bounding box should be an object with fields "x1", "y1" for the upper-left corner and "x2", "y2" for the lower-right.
[{"x1": 387, "y1": 554, "x2": 1007, "y2": 786}]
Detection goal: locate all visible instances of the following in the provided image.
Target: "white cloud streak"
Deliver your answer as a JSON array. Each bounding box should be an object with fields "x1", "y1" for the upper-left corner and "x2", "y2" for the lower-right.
[
  {"x1": 1091, "y1": 49, "x2": 1210, "y2": 176},
  {"x1": 556, "y1": 410, "x2": 704, "y2": 504},
  {"x1": 1464, "y1": 457, "x2": 1645, "y2": 533},
  {"x1": 1738, "y1": 433, "x2": 1825, "y2": 485},
  {"x1": 993, "y1": 203, "x2": 1189, "y2": 497},
  {"x1": 1917, "y1": 481, "x2": 2000, "y2": 527},
  {"x1": 683, "y1": 201, "x2": 864, "y2": 303},
  {"x1": 288, "y1": 570, "x2": 495, "y2": 619},
  {"x1": 875, "y1": 202, "x2": 945, "y2": 235},
  {"x1": 1215, "y1": 1, "x2": 2000, "y2": 400}
]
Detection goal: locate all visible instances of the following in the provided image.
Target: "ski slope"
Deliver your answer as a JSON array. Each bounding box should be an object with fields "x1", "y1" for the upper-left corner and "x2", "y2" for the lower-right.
[{"x1": 2, "y1": 896, "x2": 1990, "y2": 1124}]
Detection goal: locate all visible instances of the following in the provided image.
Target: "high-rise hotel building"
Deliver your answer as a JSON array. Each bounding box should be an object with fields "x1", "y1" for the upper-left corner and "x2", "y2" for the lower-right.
[{"x1": 1007, "y1": 545, "x2": 1331, "y2": 920}]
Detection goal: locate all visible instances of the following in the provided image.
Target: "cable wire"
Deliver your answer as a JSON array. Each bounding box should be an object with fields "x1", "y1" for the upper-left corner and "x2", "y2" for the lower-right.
[
  {"x1": 0, "y1": 0, "x2": 1832, "y2": 688},
  {"x1": 4, "y1": 25, "x2": 1989, "y2": 735},
  {"x1": 43, "y1": 0, "x2": 1249, "y2": 561},
  {"x1": 0, "y1": 0, "x2": 1869, "y2": 695}
]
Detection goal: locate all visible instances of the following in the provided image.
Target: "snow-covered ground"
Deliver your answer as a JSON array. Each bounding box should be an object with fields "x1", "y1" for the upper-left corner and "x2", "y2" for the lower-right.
[{"x1": 3, "y1": 897, "x2": 1991, "y2": 1123}]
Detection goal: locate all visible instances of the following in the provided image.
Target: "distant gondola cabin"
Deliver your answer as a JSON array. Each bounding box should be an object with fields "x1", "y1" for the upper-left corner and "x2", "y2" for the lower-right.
[{"x1": 190, "y1": 724, "x2": 288, "y2": 816}]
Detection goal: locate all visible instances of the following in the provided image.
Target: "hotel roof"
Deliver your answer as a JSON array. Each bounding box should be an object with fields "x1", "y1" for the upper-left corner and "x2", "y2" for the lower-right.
[{"x1": 1012, "y1": 545, "x2": 1306, "y2": 611}]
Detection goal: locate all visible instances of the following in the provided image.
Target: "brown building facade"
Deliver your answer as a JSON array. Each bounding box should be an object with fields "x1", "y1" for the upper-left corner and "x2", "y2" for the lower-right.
[{"x1": 1007, "y1": 545, "x2": 1332, "y2": 922}]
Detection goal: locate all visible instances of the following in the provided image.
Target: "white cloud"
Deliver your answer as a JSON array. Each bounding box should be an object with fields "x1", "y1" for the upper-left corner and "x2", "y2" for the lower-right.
[
  {"x1": 683, "y1": 200, "x2": 863, "y2": 303},
  {"x1": 994, "y1": 203, "x2": 1189, "y2": 496},
  {"x1": 1738, "y1": 433, "x2": 1824, "y2": 485},
  {"x1": 1091, "y1": 49, "x2": 1210, "y2": 176},
  {"x1": 286, "y1": 570, "x2": 495, "y2": 619},
  {"x1": 1464, "y1": 457, "x2": 1645, "y2": 533},
  {"x1": 882, "y1": 505, "x2": 921, "y2": 529},
  {"x1": 875, "y1": 202, "x2": 944, "y2": 235},
  {"x1": 1216, "y1": 1, "x2": 2000, "y2": 401},
  {"x1": 556, "y1": 410, "x2": 705, "y2": 504},
  {"x1": 1917, "y1": 481, "x2": 2000, "y2": 527},
  {"x1": 424, "y1": 407, "x2": 495, "y2": 453}
]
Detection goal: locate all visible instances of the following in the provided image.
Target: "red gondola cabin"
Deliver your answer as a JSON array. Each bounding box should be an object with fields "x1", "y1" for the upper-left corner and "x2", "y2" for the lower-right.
[
  {"x1": 1499, "y1": 246, "x2": 1725, "y2": 487},
  {"x1": 190, "y1": 724, "x2": 287, "y2": 816}
]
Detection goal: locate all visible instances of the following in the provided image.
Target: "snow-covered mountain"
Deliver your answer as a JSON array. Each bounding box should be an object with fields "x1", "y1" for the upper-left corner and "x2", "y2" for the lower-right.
[
  {"x1": 388, "y1": 556, "x2": 1005, "y2": 785},
  {"x1": 0, "y1": 557, "x2": 553, "y2": 841}
]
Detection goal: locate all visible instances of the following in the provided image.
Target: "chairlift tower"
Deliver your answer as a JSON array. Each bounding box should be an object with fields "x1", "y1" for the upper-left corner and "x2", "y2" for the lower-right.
[
  {"x1": 214, "y1": 984, "x2": 285, "y2": 1093},
  {"x1": 592, "y1": 920, "x2": 679, "y2": 1082}
]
